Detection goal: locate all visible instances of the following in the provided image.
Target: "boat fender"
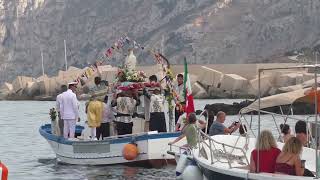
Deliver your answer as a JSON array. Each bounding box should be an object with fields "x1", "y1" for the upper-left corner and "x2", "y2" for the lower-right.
[
  {"x1": 0, "y1": 161, "x2": 8, "y2": 180},
  {"x1": 175, "y1": 153, "x2": 189, "y2": 178},
  {"x1": 181, "y1": 161, "x2": 203, "y2": 180},
  {"x1": 122, "y1": 143, "x2": 139, "y2": 161}
]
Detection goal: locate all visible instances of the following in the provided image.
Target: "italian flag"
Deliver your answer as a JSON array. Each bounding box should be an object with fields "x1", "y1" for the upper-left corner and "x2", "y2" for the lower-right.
[{"x1": 183, "y1": 57, "x2": 195, "y2": 115}]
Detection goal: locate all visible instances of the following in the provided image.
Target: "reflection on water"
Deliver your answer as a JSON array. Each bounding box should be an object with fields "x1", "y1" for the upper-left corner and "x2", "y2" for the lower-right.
[{"x1": 0, "y1": 99, "x2": 309, "y2": 179}]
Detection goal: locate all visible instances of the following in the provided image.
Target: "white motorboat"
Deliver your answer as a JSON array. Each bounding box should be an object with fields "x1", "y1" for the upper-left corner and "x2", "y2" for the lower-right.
[{"x1": 168, "y1": 64, "x2": 320, "y2": 179}]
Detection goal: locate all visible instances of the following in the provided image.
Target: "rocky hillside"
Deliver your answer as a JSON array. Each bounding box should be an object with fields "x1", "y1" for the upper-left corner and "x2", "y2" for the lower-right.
[{"x1": 1, "y1": 0, "x2": 320, "y2": 83}]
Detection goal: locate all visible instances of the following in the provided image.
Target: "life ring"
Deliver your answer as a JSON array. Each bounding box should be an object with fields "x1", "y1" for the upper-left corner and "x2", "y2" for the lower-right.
[
  {"x1": 122, "y1": 143, "x2": 139, "y2": 161},
  {"x1": 0, "y1": 161, "x2": 8, "y2": 180}
]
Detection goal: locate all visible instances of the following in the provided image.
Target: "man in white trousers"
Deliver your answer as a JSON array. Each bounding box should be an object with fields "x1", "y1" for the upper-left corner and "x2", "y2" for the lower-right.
[
  {"x1": 60, "y1": 82, "x2": 80, "y2": 139},
  {"x1": 56, "y1": 84, "x2": 68, "y2": 136}
]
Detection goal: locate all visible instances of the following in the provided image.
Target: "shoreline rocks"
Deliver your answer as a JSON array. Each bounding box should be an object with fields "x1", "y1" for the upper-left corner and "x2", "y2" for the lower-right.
[
  {"x1": 0, "y1": 63, "x2": 317, "y2": 101},
  {"x1": 200, "y1": 101, "x2": 316, "y2": 115}
]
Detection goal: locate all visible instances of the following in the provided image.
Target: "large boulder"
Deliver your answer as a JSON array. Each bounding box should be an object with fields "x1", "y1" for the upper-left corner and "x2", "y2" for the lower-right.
[
  {"x1": 1, "y1": 82, "x2": 13, "y2": 92},
  {"x1": 27, "y1": 81, "x2": 41, "y2": 97},
  {"x1": 219, "y1": 74, "x2": 248, "y2": 92},
  {"x1": 11, "y1": 76, "x2": 34, "y2": 95},
  {"x1": 98, "y1": 66, "x2": 118, "y2": 83},
  {"x1": 274, "y1": 73, "x2": 304, "y2": 87},
  {"x1": 0, "y1": 82, "x2": 13, "y2": 99},
  {"x1": 198, "y1": 66, "x2": 223, "y2": 88},
  {"x1": 192, "y1": 82, "x2": 208, "y2": 98},
  {"x1": 248, "y1": 75, "x2": 273, "y2": 96},
  {"x1": 57, "y1": 66, "x2": 85, "y2": 83},
  {"x1": 21, "y1": 81, "x2": 35, "y2": 96},
  {"x1": 303, "y1": 73, "x2": 315, "y2": 82}
]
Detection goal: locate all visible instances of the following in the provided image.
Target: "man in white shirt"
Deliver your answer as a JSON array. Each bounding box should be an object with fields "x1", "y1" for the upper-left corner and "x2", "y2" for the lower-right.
[
  {"x1": 174, "y1": 74, "x2": 185, "y2": 124},
  {"x1": 60, "y1": 82, "x2": 80, "y2": 139},
  {"x1": 56, "y1": 85, "x2": 68, "y2": 136}
]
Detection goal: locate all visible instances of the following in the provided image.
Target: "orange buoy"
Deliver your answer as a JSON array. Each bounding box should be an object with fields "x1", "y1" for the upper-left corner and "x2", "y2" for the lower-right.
[
  {"x1": 0, "y1": 161, "x2": 8, "y2": 180},
  {"x1": 122, "y1": 143, "x2": 139, "y2": 160}
]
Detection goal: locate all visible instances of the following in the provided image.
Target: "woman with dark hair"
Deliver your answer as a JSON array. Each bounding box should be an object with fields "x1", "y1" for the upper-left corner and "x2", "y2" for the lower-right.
[{"x1": 280, "y1": 124, "x2": 294, "y2": 143}]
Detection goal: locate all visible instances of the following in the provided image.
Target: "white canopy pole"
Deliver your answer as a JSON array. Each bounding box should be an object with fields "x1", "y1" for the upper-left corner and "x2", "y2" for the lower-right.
[
  {"x1": 315, "y1": 66, "x2": 319, "y2": 178},
  {"x1": 257, "y1": 69, "x2": 261, "y2": 173}
]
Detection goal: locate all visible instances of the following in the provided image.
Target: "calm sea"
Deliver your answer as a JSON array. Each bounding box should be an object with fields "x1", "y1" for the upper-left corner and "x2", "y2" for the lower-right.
[{"x1": 0, "y1": 99, "x2": 310, "y2": 180}]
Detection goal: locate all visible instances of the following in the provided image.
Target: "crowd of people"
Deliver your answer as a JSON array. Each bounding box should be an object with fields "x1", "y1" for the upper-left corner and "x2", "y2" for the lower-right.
[
  {"x1": 53, "y1": 73, "x2": 315, "y2": 177},
  {"x1": 249, "y1": 120, "x2": 314, "y2": 177},
  {"x1": 54, "y1": 74, "x2": 203, "y2": 140}
]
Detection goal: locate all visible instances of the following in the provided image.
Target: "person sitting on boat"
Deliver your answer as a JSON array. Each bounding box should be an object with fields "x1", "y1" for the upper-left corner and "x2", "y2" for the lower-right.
[
  {"x1": 249, "y1": 130, "x2": 281, "y2": 173},
  {"x1": 175, "y1": 110, "x2": 206, "y2": 132},
  {"x1": 96, "y1": 95, "x2": 115, "y2": 140},
  {"x1": 143, "y1": 86, "x2": 167, "y2": 132},
  {"x1": 280, "y1": 124, "x2": 294, "y2": 143},
  {"x1": 295, "y1": 120, "x2": 308, "y2": 146},
  {"x1": 169, "y1": 113, "x2": 198, "y2": 149},
  {"x1": 111, "y1": 90, "x2": 140, "y2": 135},
  {"x1": 209, "y1": 111, "x2": 240, "y2": 136},
  {"x1": 56, "y1": 84, "x2": 68, "y2": 136},
  {"x1": 60, "y1": 82, "x2": 80, "y2": 139},
  {"x1": 275, "y1": 137, "x2": 314, "y2": 177},
  {"x1": 198, "y1": 107, "x2": 215, "y2": 134}
]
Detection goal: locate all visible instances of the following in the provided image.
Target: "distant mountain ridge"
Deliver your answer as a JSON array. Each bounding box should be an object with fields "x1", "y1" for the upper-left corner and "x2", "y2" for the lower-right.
[{"x1": 0, "y1": 0, "x2": 320, "y2": 83}]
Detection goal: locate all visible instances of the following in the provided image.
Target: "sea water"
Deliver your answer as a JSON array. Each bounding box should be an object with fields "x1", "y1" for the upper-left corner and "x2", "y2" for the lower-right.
[{"x1": 0, "y1": 100, "x2": 310, "y2": 179}]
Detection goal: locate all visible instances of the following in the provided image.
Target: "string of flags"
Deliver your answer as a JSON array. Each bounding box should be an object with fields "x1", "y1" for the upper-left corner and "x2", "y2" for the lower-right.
[
  {"x1": 104, "y1": 35, "x2": 145, "y2": 58},
  {"x1": 71, "y1": 35, "x2": 174, "y2": 88}
]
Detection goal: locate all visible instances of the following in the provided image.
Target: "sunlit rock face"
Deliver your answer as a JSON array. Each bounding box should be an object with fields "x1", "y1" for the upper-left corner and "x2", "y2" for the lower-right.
[{"x1": 0, "y1": 0, "x2": 320, "y2": 83}]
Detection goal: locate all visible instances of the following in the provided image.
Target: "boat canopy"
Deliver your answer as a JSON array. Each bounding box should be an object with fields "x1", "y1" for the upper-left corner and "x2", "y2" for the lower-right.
[{"x1": 240, "y1": 88, "x2": 319, "y2": 114}]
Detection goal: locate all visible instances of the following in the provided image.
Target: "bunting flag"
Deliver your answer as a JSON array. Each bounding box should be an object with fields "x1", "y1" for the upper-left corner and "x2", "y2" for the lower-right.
[
  {"x1": 183, "y1": 57, "x2": 195, "y2": 115},
  {"x1": 105, "y1": 48, "x2": 112, "y2": 57},
  {"x1": 103, "y1": 35, "x2": 145, "y2": 59}
]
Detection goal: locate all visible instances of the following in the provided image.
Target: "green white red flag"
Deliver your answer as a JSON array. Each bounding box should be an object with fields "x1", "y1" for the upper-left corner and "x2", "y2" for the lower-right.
[{"x1": 183, "y1": 57, "x2": 195, "y2": 115}]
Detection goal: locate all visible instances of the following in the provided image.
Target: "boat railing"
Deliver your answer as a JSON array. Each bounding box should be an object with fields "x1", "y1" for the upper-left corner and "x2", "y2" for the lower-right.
[
  {"x1": 196, "y1": 128, "x2": 250, "y2": 168},
  {"x1": 239, "y1": 107, "x2": 317, "y2": 147},
  {"x1": 167, "y1": 144, "x2": 193, "y2": 157}
]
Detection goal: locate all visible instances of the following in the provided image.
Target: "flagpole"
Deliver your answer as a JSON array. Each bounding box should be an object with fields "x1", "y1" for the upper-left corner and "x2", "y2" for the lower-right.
[
  {"x1": 64, "y1": 39, "x2": 68, "y2": 71},
  {"x1": 41, "y1": 50, "x2": 45, "y2": 77}
]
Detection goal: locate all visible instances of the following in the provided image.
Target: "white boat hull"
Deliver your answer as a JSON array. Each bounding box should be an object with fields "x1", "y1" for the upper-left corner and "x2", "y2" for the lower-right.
[
  {"x1": 40, "y1": 124, "x2": 183, "y2": 166},
  {"x1": 193, "y1": 135, "x2": 316, "y2": 180}
]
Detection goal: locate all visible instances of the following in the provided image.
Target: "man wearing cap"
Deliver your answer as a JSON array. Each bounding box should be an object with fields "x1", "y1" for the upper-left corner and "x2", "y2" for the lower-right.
[{"x1": 60, "y1": 82, "x2": 80, "y2": 139}]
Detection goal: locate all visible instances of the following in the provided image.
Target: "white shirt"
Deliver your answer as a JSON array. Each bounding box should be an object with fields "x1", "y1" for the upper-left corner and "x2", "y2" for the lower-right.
[
  {"x1": 60, "y1": 89, "x2": 79, "y2": 120},
  {"x1": 177, "y1": 113, "x2": 187, "y2": 131},
  {"x1": 102, "y1": 103, "x2": 115, "y2": 123},
  {"x1": 55, "y1": 93, "x2": 63, "y2": 112},
  {"x1": 114, "y1": 97, "x2": 137, "y2": 123},
  {"x1": 150, "y1": 94, "x2": 165, "y2": 113},
  {"x1": 177, "y1": 113, "x2": 206, "y2": 131},
  {"x1": 175, "y1": 83, "x2": 185, "y2": 103}
]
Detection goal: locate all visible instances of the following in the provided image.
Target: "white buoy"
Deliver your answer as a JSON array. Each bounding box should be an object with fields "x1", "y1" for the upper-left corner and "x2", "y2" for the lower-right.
[
  {"x1": 181, "y1": 164, "x2": 203, "y2": 180},
  {"x1": 176, "y1": 154, "x2": 189, "y2": 177}
]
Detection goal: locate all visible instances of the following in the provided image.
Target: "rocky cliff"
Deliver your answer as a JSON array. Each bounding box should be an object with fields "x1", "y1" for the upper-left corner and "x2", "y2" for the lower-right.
[{"x1": 1, "y1": 0, "x2": 320, "y2": 83}]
